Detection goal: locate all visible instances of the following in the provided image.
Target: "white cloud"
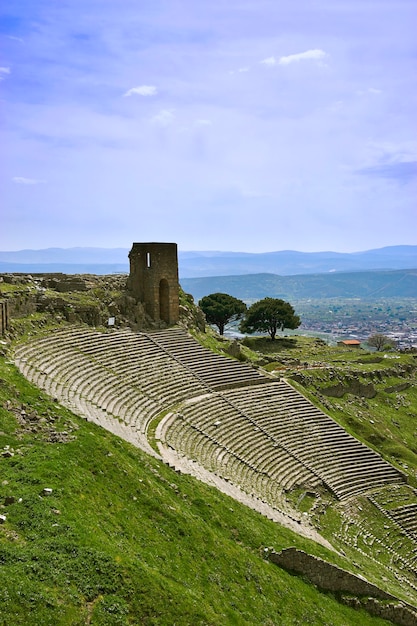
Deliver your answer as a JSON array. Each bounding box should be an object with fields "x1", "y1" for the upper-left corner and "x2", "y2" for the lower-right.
[
  {"x1": 123, "y1": 85, "x2": 157, "y2": 97},
  {"x1": 151, "y1": 109, "x2": 175, "y2": 126},
  {"x1": 278, "y1": 49, "x2": 327, "y2": 65},
  {"x1": 261, "y1": 56, "x2": 277, "y2": 66},
  {"x1": 12, "y1": 177, "x2": 46, "y2": 185},
  {"x1": 229, "y1": 66, "x2": 251, "y2": 75},
  {"x1": 195, "y1": 119, "x2": 212, "y2": 126},
  {"x1": 357, "y1": 87, "x2": 383, "y2": 96},
  {"x1": 261, "y1": 50, "x2": 326, "y2": 67},
  {"x1": 0, "y1": 67, "x2": 11, "y2": 80}
]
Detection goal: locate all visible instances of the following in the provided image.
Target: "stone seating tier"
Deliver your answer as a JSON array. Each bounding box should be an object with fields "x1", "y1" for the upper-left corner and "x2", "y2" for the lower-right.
[
  {"x1": 13, "y1": 325, "x2": 406, "y2": 507},
  {"x1": 389, "y1": 504, "x2": 417, "y2": 536},
  {"x1": 146, "y1": 329, "x2": 269, "y2": 390},
  {"x1": 164, "y1": 380, "x2": 404, "y2": 501}
]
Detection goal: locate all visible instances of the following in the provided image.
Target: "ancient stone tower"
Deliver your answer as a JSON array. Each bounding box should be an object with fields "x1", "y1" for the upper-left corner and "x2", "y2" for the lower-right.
[{"x1": 127, "y1": 243, "x2": 180, "y2": 325}]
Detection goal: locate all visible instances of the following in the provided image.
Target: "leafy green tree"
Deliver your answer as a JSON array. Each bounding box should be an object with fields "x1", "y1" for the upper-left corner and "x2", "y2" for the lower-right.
[
  {"x1": 239, "y1": 297, "x2": 300, "y2": 341},
  {"x1": 367, "y1": 333, "x2": 396, "y2": 351},
  {"x1": 199, "y1": 292, "x2": 247, "y2": 335}
]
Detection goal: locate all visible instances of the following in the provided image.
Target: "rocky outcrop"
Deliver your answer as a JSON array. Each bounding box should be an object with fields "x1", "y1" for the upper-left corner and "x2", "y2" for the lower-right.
[
  {"x1": 292, "y1": 364, "x2": 416, "y2": 400},
  {"x1": 178, "y1": 291, "x2": 206, "y2": 332},
  {"x1": 321, "y1": 379, "x2": 377, "y2": 399},
  {"x1": 384, "y1": 382, "x2": 411, "y2": 393},
  {"x1": 3, "y1": 398, "x2": 78, "y2": 443},
  {"x1": 0, "y1": 273, "x2": 208, "y2": 334},
  {"x1": 40, "y1": 275, "x2": 89, "y2": 292}
]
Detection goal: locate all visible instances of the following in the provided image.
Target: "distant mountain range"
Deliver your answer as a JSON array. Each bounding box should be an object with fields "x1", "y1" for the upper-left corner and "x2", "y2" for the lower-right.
[
  {"x1": 179, "y1": 245, "x2": 417, "y2": 278},
  {"x1": 181, "y1": 269, "x2": 417, "y2": 302},
  {"x1": 0, "y1": 247, "x2": 128, "y2": 275},
  {"x1": 0, "y1": 245, "x2": 416, "y2": 278}
]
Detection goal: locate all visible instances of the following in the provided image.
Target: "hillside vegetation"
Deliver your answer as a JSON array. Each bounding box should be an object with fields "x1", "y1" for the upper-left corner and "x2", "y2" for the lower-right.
[
  {"x1": 0, "y1": 349, "x2": 396, "y2": 626},
  {"x1": 1, "y1": 277, "x2": 417, "y2": 624},
  {"x1": 181, "y1": 269, "x2": 417, "y2": 301}
]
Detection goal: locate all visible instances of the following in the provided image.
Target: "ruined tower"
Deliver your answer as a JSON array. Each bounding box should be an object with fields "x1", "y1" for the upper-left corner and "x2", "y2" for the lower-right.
[{"x1": 127, "y1": 243, "x2": 179, "y2": 325}]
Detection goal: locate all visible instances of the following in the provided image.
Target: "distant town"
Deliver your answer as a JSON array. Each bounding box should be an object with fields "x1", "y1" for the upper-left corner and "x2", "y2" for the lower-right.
[{"x1": 294, "y1": 298, "x2": 417, "y2": 350}]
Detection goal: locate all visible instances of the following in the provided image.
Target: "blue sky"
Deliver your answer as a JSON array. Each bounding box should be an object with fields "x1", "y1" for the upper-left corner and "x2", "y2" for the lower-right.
[{"x1": 1, "y1": 0, "x2": 416, "y2": 252}]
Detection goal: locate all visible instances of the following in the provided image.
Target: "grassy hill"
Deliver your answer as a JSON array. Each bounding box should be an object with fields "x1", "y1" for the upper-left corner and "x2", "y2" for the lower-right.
[
  {"x1": 181, "y1": 269, "x2": 417, "y2": 301},
  {"x1": 0, "y1": 350, "x2": 397, "y2": 626},
  {"x1": 1, "y1": 289, "x2": 417, "y2": 624}
]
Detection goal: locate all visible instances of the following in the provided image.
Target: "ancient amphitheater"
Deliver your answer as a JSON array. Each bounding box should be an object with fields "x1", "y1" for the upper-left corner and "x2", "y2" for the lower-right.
[
  {"x1": 12, "y1": 324, "x2": 417, "y2": 571},
  {"x1": 4, "y1": 242, "x2": 417, "y2": 620}
]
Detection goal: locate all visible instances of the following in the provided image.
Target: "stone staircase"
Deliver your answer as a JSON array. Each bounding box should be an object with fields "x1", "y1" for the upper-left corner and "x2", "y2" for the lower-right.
[
  {"x1": 145, "y1": 328, "x2": 269, "y2": 390},
  {"x1": 13, "y1": 325, "x2": 406, "y2": 506},
  {"x1": 162, "y1": 380, "x2": 404, "y2": 503}
]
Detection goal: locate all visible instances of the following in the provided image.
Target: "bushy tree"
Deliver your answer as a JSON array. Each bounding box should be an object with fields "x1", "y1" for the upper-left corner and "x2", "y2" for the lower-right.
[
  {"x1": 239, "y1": 297, "x2": 300, "y2": 341},
  {"x1": 367, "y1": 333, "x2": 396, "y2": 351},
  {"x1": 199, "y1": 292, "x2": 247, "y2": 335}
]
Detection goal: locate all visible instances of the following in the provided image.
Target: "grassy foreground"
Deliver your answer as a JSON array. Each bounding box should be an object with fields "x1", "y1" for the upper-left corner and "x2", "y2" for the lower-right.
[{"x1": 0, "y1": 352, "x2": 394, "y2": 626}]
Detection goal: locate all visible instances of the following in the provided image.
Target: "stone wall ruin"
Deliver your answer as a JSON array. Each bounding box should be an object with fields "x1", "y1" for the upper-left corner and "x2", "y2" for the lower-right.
[
  {"x1": 0, "y1": 300, "x2": 10, "y2": 335},
  {"x1": 270, "y1": 548, "x2": 417, "y2": 626},
  {"x1": 127, "y1": 242, "x2": 179, "y2": 325}
]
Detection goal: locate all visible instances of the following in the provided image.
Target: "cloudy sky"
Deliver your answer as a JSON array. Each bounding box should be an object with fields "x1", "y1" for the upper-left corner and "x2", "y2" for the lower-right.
[{"x1": 1, "y1": 0, "x2": 416, "y2": 252}]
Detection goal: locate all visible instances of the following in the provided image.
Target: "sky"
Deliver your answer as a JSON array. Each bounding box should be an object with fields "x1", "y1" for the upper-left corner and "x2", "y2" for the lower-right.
[{"x1": 1, "y1": 0, "x2": 416, "y2": 253}]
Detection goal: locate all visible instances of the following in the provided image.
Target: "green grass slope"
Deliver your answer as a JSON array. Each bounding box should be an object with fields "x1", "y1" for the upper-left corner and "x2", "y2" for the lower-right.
[{"x1": 0, "y1": 354, "x2": 398, "y2": 626}]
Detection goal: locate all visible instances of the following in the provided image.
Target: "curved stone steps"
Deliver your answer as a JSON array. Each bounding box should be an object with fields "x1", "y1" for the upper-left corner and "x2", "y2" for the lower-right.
[
  {"x1": 390, "y1": 505, "x2": 417, "y2": 534},
  {"x1": 14, "y1": 325, "x2": 406, "y2": 507},
  {"x1": 147, "y1": 329, "x2": 269, "y2": 390}
]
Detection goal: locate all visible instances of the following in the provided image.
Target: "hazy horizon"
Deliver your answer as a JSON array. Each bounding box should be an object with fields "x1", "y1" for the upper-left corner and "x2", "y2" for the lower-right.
[{"x1": 1, "y1": 243, "x2": 416, "y2": 255}]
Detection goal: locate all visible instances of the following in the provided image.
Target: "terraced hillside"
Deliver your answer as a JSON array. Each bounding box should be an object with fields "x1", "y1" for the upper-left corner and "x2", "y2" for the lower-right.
[
  {"x1": 161, "y1": 381, "x2": 403, "y2": 503},
  {"x1": 12, "y1": 324, "x2": 417, "y2": 596},
  {"x1": 13, "y1": 327, "x2": 267, "y2": 457}
]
